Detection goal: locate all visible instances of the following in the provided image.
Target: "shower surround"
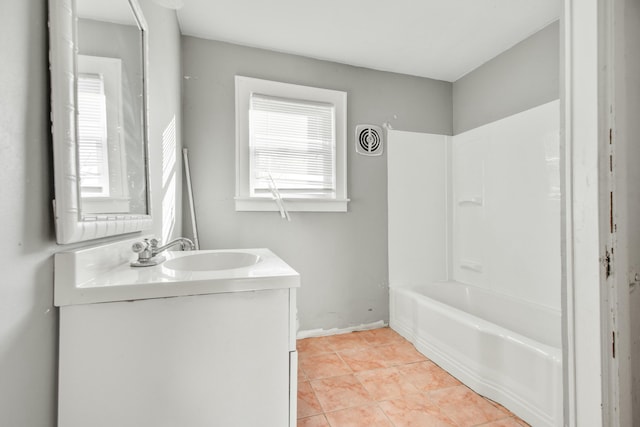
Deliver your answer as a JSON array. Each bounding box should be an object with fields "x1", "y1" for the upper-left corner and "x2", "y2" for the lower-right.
[{"x1": 387, "y1": 100, "x2": 561, "y2": 426}]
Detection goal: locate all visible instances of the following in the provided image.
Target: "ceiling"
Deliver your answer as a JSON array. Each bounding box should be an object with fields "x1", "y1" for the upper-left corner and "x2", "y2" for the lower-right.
[{"x1": 176, "y1": 0, "x2": 560, "y2": 82}]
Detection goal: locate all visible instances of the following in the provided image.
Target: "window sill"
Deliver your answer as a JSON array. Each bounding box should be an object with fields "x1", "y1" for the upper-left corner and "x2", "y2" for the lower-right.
[
  {"x1": 81, "y1": 196, "x2": 131, "y2": 214},
  {"x1": 235, "y1": 197, "x2": 349, "y2": 212}
]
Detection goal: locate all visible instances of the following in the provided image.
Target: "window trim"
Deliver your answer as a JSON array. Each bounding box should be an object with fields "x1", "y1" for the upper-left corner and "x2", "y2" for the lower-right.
[{"x1": 235, "y1": 76, "x2": 349, "y2": 212}]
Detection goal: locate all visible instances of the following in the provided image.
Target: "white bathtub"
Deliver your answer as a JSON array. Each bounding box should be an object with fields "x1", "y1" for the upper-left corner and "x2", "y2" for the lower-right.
[{"x1": 390, "y1": 282, "x2": 562, "y2": 427}]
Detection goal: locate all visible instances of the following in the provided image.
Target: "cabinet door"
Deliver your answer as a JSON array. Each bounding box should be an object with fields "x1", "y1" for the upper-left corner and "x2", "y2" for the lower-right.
[{"x1": 59, "y1": 289, "x2": 291, "y2": 427}]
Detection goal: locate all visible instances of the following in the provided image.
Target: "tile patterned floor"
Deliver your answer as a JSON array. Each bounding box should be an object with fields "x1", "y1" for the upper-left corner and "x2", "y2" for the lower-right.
[{"x1": 297, "y1": 327, "x2": 529, "y2": 427}]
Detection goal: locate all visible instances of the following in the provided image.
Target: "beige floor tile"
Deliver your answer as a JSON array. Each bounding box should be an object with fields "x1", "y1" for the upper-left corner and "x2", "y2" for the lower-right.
[
  {"x1": 359, "y1": 327, "x2": 406, "y2": 346},
  {"x1": 298, "y1": 381, "x2": 323, "y2": 419},
  {"x1": 296, "y1": 329, "x2": 528, "y2": 427},
  {"x1": 338, "y1": 347, "x2": 387, "y2": 372},
  {"x1": 300, "y1": 352, "x2": 353, "y2": 380},
  {"x1": 476, "y1": 417, "x2": 530, "y2": 427},
  {"x1": 429, "y1": 385, "x2": 510, "y2": 427},
  {"x1": 355, "y1": 366, "x2": 420, "y2": 401},
  {"x1": 297, "y1": 414, "x2": 330, "y2": 427},
  {"x1": 311, "y1": 375, "x2": 374, "y2": 412},
  {"x1": 397, "y1": 360, "x2": 461, "y2": 391},
  {"x1": 377, "y1": 341, "x2": 427, "y2": 366},
  {"x1": 325, "y1": 332, "x2": 371, "y2": 352},
  {"x1": 298, "y1": 336, "x2": 334, "y2": 359},
  {"x1": 378, "y1": 393, "x2": 457, "y2": 427},
  {"x1": 324, "y1": 404, "x2": 393, "y2": 427}
]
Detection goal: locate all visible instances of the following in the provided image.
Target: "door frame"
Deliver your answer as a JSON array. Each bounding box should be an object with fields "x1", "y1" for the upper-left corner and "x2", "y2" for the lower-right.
[{"x1": 562, "y1": 0, "x2": 632, "y2": 425}]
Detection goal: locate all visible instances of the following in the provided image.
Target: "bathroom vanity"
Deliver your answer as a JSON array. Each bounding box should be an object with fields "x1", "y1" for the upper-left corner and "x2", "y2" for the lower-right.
[{"x1": 55, "y1": 239, "x2": 300, "y2": 427}]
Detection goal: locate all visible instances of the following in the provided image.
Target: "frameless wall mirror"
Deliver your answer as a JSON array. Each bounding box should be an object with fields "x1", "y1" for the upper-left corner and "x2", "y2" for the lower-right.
[{"x1": 49, "y1": 0, "x2": 152, "y2": 244}]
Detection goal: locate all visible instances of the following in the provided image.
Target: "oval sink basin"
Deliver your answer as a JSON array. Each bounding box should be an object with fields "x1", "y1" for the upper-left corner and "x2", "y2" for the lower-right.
[{"x1": 164, "y1": 252, "x2": 261, "y2": 272}]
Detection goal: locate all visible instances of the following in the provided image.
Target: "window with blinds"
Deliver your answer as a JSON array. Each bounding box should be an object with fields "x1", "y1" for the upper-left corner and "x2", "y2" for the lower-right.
[
  {"x1": 235, "y1": 76, "x2": 348, "y2": 212},
  {"x1": 249, "y1": 94, "x2": 336, "y2": 198},
  {"x1": 77, "y1": 73, "x2": 110, "y2": 197}
]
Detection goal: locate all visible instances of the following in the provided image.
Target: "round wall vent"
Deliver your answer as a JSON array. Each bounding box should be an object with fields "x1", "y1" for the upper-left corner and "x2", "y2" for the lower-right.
[{"x1": 355, "y1": 124, "x2": 384, "y2": 156}]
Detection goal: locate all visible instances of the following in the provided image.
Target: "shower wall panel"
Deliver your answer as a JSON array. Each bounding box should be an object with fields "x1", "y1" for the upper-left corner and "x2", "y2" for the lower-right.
[
  {"x1": 387, "y1": 130, "x2": 449, "y2": 289},
  {"x1": 452, "y1": 100, "x2": 561, "y2": 310}
]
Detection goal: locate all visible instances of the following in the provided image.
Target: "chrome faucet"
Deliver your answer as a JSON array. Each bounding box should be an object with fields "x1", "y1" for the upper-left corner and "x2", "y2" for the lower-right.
[{"x1": 130, "y1": 237, "x2": 195, "y2": 267}]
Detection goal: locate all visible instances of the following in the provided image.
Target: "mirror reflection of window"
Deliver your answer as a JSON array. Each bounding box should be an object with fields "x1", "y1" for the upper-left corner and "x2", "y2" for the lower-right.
[
  {"x1": 77, "y1": 73, "x2": 110, "y2": 197},
  {"x1": 75, "y1": 0, "x2": 147, "y2": 216},
  {"x1": 77, "y1": 55, "x2": 131, "y2": 214}
]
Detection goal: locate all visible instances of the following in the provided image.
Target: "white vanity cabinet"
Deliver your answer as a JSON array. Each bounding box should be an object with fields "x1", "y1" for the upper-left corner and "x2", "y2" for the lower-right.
[
  {"x1": 58, "y1": 288, "x2": 298, "y2": 427},
  {"x1": 55, "y1": 243, "x2": 300, "y2": 427}
]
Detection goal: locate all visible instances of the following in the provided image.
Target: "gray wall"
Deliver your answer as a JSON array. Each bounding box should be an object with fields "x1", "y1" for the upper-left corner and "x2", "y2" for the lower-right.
[
  {"x1": 0, "y1": 2, "x2": 182, "y2": 425},
  {"x1": 0, "y1": 2, "x2": 57, "y2": 425},
  {"x1": 453, "y1": 21, "x2": 560, "y2": 134},
  {"x1": 181, "y1": 37, "x2": 452, "y2": 331}
]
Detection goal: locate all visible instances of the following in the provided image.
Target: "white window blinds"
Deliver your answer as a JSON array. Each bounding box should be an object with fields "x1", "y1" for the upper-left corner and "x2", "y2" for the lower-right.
[
  {"x1": 77, "y1": 73, "x2": 109, "y2": 197},
  {"x1": 249, "y1": 93, "x2": 336, "y2": 198}
]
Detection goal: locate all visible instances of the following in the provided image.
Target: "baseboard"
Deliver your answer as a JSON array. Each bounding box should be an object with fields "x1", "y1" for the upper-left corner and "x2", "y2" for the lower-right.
[{"x1": 297, "y1": 320, "x2": 387, "y2": 339}]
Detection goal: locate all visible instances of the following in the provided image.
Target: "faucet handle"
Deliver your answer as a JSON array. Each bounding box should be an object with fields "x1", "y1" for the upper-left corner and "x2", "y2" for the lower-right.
[
  {"x1": 132, "y1": 240, "x2": 149, "y2": 253},
  {"x1": 132, "y1": 238, "x2": 159, "y2": 254}
]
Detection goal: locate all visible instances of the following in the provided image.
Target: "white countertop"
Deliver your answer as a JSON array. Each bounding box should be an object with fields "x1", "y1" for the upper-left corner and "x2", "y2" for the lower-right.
[{"x1": 55, "y1": 243, "x2": 300, "y2": 306}]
